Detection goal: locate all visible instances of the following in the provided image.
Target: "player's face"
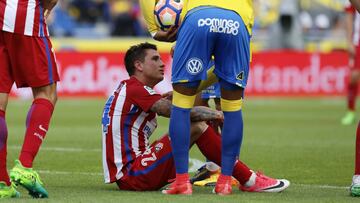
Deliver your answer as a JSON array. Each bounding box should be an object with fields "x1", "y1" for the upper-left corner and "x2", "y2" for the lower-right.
[{"x1": 142, "y1": 49, "x2": 165, "y2": 83}]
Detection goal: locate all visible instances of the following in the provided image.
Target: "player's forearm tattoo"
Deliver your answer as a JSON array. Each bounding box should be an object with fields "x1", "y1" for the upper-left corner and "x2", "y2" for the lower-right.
[
  {"x1": 190, "y1": 106, "x2": 223, "y2": 122},
  {"x1": 151, "y1": 99, "x2": 223, "y2": 121},
  {"x1": 150, "y1": 98, "x2": 172, "y2": 118}
]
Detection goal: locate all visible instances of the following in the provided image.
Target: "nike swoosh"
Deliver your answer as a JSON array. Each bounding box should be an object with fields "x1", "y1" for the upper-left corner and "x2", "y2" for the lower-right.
[
  {"x1": 39, "y1": 125, "x2": 47, "y2": 132},
  {"x1": 264, "y1": 181, "x2": 285, "y2": 190}
]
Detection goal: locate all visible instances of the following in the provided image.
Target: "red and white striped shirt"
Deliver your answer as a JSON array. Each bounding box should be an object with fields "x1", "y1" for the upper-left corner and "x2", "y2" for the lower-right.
[
  {"x1": 346, "y1": 4, "x2": 360, "y2": 46},
  {"x1": 102, "y1": 77, "x2": 162, "y2": 183},
  {"x1": 0, "y1": 0, "x2": 49, "y2": 37}
]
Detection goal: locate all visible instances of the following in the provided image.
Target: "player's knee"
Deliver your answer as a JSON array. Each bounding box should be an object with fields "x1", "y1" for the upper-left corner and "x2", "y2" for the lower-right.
[
  {"x1": 191, "y1": 121, "x2": 207, "y2": 134},
  {"x1": 32, "y1": 83, "x2": 58, "y2": 105},
  {"x1": 0, "y1": 93, "x2": 9, "y2": 111},
  {"x1": 190, "y1": 121, "x2": 207, "y2": 141},
  {"x1": 219, "y1": 79, "x2": 241, "y2": 91},
  {"x1": 219, "y1": 79, "x2": 243, "y2": 102},
  {"x1": 50, "y1": 93, "x2": 58, "y2": 105}
]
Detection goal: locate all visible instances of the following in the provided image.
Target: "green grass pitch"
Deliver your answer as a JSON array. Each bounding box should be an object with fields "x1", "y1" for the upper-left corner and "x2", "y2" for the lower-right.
[{"x1": 3, "y1": 97, "x2": 360, "y2": 202}]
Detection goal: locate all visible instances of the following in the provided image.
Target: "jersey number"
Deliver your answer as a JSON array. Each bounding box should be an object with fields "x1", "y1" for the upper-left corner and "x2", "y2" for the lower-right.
[
  {"x1": 102, "y1": 95, "x2": 115, "y2": 133},
  {"x1": 141, "y1": 149, "x2": 157, "y2": 166}
]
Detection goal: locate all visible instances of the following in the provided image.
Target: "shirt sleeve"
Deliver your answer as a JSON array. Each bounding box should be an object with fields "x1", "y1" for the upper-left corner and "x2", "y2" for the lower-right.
[
  {"x1": 129, "y1": 85, "x2": 162, "y2": 113},
  {"x1": 139, "y1": 0, "x2": 158, "y2": 37}
]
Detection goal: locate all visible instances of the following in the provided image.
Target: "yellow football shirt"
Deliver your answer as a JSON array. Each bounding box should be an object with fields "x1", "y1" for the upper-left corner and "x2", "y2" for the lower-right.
[{"x1": 139, "y1": 0, "x2": 254, "y2": 36}]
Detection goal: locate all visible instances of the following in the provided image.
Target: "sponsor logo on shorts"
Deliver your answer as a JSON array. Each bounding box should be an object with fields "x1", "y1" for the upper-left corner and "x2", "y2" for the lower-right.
[
  {"x1": 236, "y1": 71, "x2": 244, "y2": 80},
  {"x1": 198, "y1": 18, "x2": 240, "y2": 35},
  {"x1": 186, "y1": 58, "x2": 203, "y2": 75}
]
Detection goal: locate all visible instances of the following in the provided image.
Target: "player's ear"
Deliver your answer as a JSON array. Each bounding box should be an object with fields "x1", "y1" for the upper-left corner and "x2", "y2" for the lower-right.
[{"x1": 134, "y1": 60, "x2": 143, "y2": 72}]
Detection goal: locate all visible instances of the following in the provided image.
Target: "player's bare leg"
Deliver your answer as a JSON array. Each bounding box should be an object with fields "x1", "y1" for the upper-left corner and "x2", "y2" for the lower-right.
[
  {"x1": 0, "y1": 93, "x2": 20, "y2": 199},
  {"x1": 10, "y1": 83, "x2": 57, "y2": 198},
  {"x1": 342, "y1": 70, "x2": 360, "y2": 125}
]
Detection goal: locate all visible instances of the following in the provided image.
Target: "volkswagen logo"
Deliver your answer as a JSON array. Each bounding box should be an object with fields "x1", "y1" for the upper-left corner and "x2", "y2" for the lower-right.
[{"x1": 186, "y1": 58, "x2": 203, "y2": 75}]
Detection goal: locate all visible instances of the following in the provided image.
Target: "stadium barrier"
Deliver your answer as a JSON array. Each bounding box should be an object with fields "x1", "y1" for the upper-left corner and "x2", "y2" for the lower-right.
[{"x1": 10, "y1": 39, "x2": 350, "y2": 97}]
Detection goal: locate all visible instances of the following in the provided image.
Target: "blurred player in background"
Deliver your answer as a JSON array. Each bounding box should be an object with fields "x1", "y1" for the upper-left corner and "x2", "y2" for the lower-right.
[
  {"x1": 347, "y1": 0, "x2": 360, "y2": 196},
  {"x1": 342, "y1": 3, "x2": 360, "y2": 125},
  {"x1": 0, "y1": 0, "x2": 59, "y2": 199},
  {"x1": 352, "y1": 122, "x2": 360, "y2": 196},
  {"x1": 102, "y1": 42, "x2": 290, "y2": 194}
]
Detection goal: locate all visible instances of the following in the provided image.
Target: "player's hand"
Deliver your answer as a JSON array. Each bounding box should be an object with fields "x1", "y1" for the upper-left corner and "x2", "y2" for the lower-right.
[
  {"x1": 43, "y1": 0, "x2": 58, "y2": 19},
  {"x1": 161, "y1": 91, "x2": 173, "y2": 101},
  {"x1": 214, "y1": 110, "x2": 224, "y2": 122},
  {"x1": 208, "y1": 118, "x2": 223, "y2": 133},
  {"x1": 153, "y1": 26, "x2": 179, "y2": 42}
]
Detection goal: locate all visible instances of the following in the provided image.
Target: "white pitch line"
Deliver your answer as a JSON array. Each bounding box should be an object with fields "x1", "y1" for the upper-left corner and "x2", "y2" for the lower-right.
[
  {"x1": 36, "y1": 170, "x2": 348, "y2": 190},
  {"x1": 8, "y1": 146, "x2": 101, "y2": 152},
  {"x1": 38, "y1": 170, "x2": 102, "y2": 176},
  {"x1": 295, "y1": 184, "x2": 348, "y2": 190},
  {"x1": 7, "y1": 146, "x2": 350, "y2": 190}
]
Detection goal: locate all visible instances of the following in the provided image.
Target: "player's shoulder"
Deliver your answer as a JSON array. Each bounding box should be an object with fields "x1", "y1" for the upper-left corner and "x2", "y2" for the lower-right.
[{"x1": 124, "y1": 77, "x2": 159, "y2": 96}]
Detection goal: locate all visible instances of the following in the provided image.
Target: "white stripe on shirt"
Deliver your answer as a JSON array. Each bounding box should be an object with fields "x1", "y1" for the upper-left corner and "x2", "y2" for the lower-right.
[
  {"x1": 102, "y1": 131, "x2": 110, "y2": 183},
  {"x1": 3, "y1": 0, "x2": 18, "y2": 32},
  {"x1": 24, "y1": 0, "x2": 35, "y2": 36},
  {"x1": 113, "y1": 85, "x2": 127, "y2": 180},
  {"x1": 131, "y1": 111, "x2": 148, "y2": 156}
]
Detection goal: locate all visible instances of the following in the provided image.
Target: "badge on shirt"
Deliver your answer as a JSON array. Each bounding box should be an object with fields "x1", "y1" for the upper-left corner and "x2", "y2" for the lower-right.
[{"x1": 144, "y1": 86, "x2": 156, "y2": 95}]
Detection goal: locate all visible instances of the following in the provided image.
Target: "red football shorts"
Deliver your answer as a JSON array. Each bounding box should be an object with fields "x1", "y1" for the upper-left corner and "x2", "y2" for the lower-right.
[
  {"x1": 353, "y1": 45, "x2": 360, "y2": 70},
  {"x1": 116, "y1": 135, "x2": 176, "y2": 191},
  {"x1": 0, "y1": 31, "x2": 59, "y2": 93}
]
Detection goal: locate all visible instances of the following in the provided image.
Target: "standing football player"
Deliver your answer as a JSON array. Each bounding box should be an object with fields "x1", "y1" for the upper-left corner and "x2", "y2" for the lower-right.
[
  {"x1": 164, "y1": 1, "x2": 253, "y2": 195},
  {"x1": 0, "y1": 0, "x2": 59, "y2": 199},
  {"x1": 344, "y1": 1, "x2": 360, "y2": 196},
  {"x1": 352, "y1": 122, "x2": 360, "y2": 196},
  {"x1": 140, "y1": 0, "x2": 254, "y2": 195},
  {"x1": 341, "y1": 3, "x2": 360, "y2": 125},
  {"x1": 102, "y1": 42, "x2": 290, "y2": 194}
]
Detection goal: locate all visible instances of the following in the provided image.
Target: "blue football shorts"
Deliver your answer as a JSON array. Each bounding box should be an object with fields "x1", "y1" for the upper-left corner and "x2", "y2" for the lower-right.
[{"x1": 172, "y1": 7, "x2": 251, "y2": 88}]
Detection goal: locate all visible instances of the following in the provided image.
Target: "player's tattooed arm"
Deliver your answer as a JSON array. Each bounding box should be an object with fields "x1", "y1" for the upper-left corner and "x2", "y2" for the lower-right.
[
  {"x1": 151, "y1": 98, "x2": 172, "y2": 118},
  {"x1": 190, "y1": 106, "x2": 224, "y2": 122},
  {"x1": 150, "y1": 98, "x2": 224, "y2": 122}
]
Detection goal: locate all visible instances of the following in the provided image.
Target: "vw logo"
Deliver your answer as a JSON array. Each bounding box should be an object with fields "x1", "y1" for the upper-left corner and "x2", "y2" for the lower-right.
[{"x1": 186, "y1": 58, "x2": 203, "y2": 75}]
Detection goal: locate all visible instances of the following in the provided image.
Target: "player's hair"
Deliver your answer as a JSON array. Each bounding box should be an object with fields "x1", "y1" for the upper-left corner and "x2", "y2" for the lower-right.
[{"x1": 124, "y1": 42, "x2": 158, "y2": 76}]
